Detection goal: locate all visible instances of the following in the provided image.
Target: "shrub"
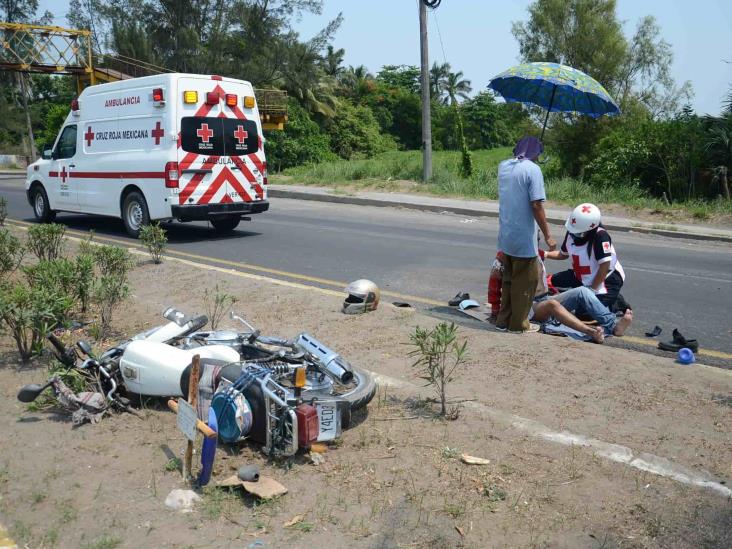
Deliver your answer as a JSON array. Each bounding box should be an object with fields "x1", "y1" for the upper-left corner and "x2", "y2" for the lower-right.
[
  {"x1": 26, "y1": 223, "x2": 66, "y2": 261},
  {"x1": 323, "y1": 99, "x2": 397, "y2": 160},
  {"x1": 0, "y1": 228, "x2": 24, "y2": 275},
  {"x1": 74, "y1": 254, "x2": 96, "y2": 313},
  {"x1": 264, "y1": 101, "x2": 337, "y2": 171},
  {"x1": 23, "y1": 258, "x2": 77, "y2": 317},
  {"x1": 94, "y1": 275, "x2": 130, "y2": 339},
  {"x1": 93, "y1": 245, "x2": 134, "y2": 278},
  {"x1": 0, "y1": 195, "x2": 7, "y2": 226},
  {"x1": 408, "y1": 322, "x2": 468, "y2": 417},
  {"x1": 203, "y1": 283, "x2": 238, "y2": 330},
  {"x1": 92, "y1": 245, "x2": 134, "y2": 338},
  {"x1": 0, "y1": 281, "x2": 74, "y2": 362},
  {"x1": 139, "y1": 222, "x2": 168, "y2": 264}
]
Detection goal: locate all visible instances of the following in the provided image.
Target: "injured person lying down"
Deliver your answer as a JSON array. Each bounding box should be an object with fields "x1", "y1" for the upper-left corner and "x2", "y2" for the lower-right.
[
  {"x1": 489, "y1": 248, "x2": 633, "y2": 343},
  {"x1": 530, "y1": 251, "x2": 633, "y2": 343}
]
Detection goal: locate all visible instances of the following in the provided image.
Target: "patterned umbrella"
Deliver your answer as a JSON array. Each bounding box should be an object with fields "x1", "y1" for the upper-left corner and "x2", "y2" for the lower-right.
[{"x1": 487, "y1": 62, "x2": 620, "y2": 139}]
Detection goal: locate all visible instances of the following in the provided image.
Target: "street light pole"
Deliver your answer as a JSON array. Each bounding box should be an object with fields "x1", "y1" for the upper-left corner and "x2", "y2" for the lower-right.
[{"x1": 419, "y1": 0, "x2": 432, "y2": 183}]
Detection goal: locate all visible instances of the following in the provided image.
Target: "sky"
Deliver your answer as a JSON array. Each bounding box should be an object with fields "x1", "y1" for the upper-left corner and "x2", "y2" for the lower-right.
[{"x1": 39, "y1": 0, "x2": 732, "y2": 116}]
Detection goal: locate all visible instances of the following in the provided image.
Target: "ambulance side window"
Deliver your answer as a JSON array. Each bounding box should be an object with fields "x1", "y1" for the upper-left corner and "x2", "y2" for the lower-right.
[{"x1": 55, "y1": 125, "x2": 77, "y2": 159}]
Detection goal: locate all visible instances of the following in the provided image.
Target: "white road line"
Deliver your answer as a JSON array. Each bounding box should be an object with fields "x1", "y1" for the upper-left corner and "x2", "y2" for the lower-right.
[
  {"x1": 373, "y1": 374, "x2": 732, "y2": 498},
  {"x1": 624, "y1": 266, "x2": 732, "y2": 284}
]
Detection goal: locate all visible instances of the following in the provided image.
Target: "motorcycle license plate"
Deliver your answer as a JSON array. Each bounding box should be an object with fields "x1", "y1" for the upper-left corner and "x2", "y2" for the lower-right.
[{"x1": 315, "y1": 401, "x2": 340, "y2": 441}]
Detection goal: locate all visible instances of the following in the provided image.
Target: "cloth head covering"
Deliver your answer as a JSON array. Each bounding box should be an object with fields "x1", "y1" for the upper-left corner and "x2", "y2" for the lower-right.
[{"x1": 513, "y1": 136, "x2": 544, "y2": 161}]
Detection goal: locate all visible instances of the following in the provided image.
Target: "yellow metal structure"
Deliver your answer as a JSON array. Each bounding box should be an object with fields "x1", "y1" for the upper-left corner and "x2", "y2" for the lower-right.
[
  {"x1": 0, "y1": 22, "x2": 287, "y2": 130},
  {"x1": 0, "y1": 22, "x2": 93, "y2": 83}
]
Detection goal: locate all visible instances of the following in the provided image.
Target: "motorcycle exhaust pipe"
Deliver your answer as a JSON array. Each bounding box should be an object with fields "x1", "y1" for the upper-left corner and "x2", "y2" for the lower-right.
[{"x1": 295, "y1": 333, "x2": 353, "y2": 384}]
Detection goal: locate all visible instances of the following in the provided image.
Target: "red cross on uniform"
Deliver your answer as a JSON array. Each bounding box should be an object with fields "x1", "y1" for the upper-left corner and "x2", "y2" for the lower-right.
[
  {"x1": 572, "y1": 254, "x2": 591, "y2": 279},
  {"x1": 84, "y1": 127, "x2": 94, "y2": 147},
  {"x1": 234, "y1": 125, "x2": 248, "y2": 144},
  {"x1": 151, "y1": 121, "x2": 164, "y2": 145},
  {"x1": 60, "y1": 166, "x2": 68, "y2": 183},
  {"x1": 197, "y1": 123, "x2": 214, "y2": 143}
]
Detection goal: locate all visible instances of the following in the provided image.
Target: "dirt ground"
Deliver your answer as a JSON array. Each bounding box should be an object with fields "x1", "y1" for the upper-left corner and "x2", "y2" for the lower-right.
[{"x1": 1, "y1": 235, "x2": 731, "y2": 548}]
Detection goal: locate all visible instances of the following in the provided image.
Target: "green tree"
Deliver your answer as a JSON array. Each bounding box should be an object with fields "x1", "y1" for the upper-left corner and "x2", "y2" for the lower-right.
[
  {"x1": 264, "y1": 101, "x2": 336, "y2": 171},
  {"x1": 439, "y1": 70, "x2": 472, "y2": 106},
  {"x1": 376, "y1": 65, "x2": 421, "y2": 95},
  {"x1": 322, "y1": 99, "x2": 396, "y2": 160},
  {"x1": 429, "y1": 61, "x2": 450, "y2": 100},
  {"x1": 512, "y1": 0, "x2": 691, "y2": 177},
  {"x1": 323, "y1": 45, "x2": 345, "y2": 77}
]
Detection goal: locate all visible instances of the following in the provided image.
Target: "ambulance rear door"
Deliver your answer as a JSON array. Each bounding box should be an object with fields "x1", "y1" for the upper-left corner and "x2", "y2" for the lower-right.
[{"x1": 175, "y1": 76, "x2": 264, "y2": 208}]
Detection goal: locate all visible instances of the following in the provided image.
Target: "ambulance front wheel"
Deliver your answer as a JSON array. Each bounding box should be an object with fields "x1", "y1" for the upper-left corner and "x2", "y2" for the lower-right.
[
  {"x1": 31, "y1": 185, "x2": 56, "y2": 223},
  {"x1": 210, "y1": 215, "x2": 241, "y2": 234},
  {"x1": 122, "y1": 191, "x2": 150, "y2": 238}
]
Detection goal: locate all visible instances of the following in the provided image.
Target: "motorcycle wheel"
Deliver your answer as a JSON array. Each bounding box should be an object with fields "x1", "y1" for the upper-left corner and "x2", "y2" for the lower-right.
[{"x1": 303, "y1": 366, "x2": 376, "y2": 412}]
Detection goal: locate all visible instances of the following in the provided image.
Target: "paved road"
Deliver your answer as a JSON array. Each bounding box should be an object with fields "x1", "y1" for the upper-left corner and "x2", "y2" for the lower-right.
[{"x1": 2, "y1": 177, "x2": 731, "y2": 355}]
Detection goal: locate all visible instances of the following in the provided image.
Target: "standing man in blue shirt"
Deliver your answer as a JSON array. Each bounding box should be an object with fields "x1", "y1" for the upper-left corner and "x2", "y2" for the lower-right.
[{"x1": 496, "y1": 136, "x2": 556, "y2": 332}]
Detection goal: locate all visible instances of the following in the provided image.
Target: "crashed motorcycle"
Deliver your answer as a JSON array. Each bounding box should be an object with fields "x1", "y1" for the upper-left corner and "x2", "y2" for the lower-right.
[{"x1": 18, "y1": 308, "x2": 376, "y2": 456}]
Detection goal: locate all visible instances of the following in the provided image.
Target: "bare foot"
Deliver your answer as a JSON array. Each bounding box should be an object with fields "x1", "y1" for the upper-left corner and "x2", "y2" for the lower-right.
[
  {"x1": 588, "y1": 326, "x2": 605, "y2": 344},
  {"x1": 613, "y1": 309, "x2": 633, "y2": 336}
]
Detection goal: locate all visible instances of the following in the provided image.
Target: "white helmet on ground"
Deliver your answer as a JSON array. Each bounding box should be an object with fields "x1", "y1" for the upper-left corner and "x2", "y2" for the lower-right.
[
  {"x1": 342, "y1": 279, "x2": 380, "y2": 314},
  {"x1": 565, "y1": 203, "x2": 601, "y2": 235}
]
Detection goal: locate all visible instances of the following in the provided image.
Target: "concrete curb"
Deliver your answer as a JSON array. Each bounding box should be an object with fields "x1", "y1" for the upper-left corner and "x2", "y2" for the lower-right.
[{"x1": 269, "y1": 188, "x2": 732, "y2": 244}]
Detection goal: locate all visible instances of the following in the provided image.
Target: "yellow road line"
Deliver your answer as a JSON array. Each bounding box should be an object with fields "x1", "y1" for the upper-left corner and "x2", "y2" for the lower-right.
[{"x1": 7, "y1": 219, "x2": 732, "y2": 361}]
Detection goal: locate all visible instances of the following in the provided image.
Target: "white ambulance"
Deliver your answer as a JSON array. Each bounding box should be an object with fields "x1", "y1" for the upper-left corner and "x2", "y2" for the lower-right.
[{"x1": 26, "y1": 73, "x2": 269, "y2": 236}]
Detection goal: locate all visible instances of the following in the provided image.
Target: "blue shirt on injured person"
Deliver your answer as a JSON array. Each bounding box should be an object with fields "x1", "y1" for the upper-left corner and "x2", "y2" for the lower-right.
[{"x1": 497, "y1": 158, "x2": 546, "y2": 258}]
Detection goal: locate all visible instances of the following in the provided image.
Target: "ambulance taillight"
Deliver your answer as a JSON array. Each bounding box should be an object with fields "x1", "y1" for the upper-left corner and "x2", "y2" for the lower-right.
[
  {"x1": 70, "y1": 99, "x2": 80, "y2": 116},
  {"x1": 225, "y1": 94, "x2": 237, "y2": 107},
  {"x1": 183, "y1": 90, "x2": 198, "y2": 104},
  {"x1": 164, "y1": 162, "x2": 180, "y2": 188},
  {"x1": 206, "y1": 92, "x2": 219, "y2": 105},
  {"x1": 243, "y1": 96, "x2": 256, "y2": 109},
  {"x1": 153, "y1": 88, "x2": 165, "y2": 107},
  {"x1": 263, "y1": 161, "x2": 268, "y2": 185}
]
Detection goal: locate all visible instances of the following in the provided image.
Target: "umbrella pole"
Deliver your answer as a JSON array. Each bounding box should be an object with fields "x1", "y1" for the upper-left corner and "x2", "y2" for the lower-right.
[{"x1": 540, "y1": 84, "x2": 557, "y2": 141}]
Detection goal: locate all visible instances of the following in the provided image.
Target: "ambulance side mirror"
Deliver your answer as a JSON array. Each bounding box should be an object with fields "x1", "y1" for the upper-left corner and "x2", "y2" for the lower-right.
[{"x1": 42, "y1": 149, "x2": 53, "y2": 160}]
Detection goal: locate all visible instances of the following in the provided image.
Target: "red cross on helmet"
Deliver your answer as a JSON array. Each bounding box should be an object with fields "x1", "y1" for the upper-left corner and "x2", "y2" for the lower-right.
[{"x1": 565, "y1": 203, "x2": 601, "y2": 235}]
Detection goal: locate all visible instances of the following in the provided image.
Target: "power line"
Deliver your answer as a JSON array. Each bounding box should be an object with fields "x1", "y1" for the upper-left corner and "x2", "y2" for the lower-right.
[{"x1": 432, "y1": 8, "x2": 447, "y2": 65}]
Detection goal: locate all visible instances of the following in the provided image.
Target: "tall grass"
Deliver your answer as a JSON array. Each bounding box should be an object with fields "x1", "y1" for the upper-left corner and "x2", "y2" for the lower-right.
[{"x1": 279, "y1": 149, "x2": 732, "y2": 219}]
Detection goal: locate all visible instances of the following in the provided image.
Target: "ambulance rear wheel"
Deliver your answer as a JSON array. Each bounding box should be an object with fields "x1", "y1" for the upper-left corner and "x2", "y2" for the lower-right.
[
  {"x1": 210, "y1": 215, "x2": 241, "y2": 233},
  {"x1": 122, "y1": 191, "x2": 150, "y2": 238},
  {"x1": 31, "y1": 186, "x2": 56, "y2": 223}
]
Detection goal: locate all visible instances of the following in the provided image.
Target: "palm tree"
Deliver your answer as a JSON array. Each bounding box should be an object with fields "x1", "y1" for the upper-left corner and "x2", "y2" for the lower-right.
[
  {"x1": 440, "y1": 70, "x2": 472, "y2": 105},
  {"x1": 430, "y1": 61, "x2": 450, "y2": 100},
  {"x1": 323, "y1": 45, "x2": 345, "y2": 77}
]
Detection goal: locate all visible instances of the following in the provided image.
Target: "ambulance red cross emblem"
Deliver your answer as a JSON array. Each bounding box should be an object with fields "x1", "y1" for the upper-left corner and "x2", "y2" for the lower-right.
[
  {"x1": 84, "y1": 126, "x2": 94, "y2": 147},
  {"x1": 197, "y1": 123, "x2": 214, "y2": 143},
  {"x1": 234, "y1": 125, "x2": 248, "y2": 144},
  {"x1": 151, "y1": 121, "x2": 164, "y2": 145}
]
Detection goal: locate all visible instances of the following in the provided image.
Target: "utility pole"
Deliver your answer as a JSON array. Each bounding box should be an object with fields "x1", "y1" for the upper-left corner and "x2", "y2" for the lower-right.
[{"x1": 419, "y1": 0, "x2": 432, "y2": 182}]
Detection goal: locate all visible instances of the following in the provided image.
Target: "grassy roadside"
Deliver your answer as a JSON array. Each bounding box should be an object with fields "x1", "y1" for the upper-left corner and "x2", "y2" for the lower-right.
[{"x1": 277, "y1": 149, "x2": 732, "y2": 225}]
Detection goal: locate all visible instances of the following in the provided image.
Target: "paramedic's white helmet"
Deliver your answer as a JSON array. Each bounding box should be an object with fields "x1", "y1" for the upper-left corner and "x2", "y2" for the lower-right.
[
  {"x1": 565, "y1": 203, "x2": 601, "y2": 235},
  {"x1": 342, "y1": 279, "x2": 380, "y2": 314}
]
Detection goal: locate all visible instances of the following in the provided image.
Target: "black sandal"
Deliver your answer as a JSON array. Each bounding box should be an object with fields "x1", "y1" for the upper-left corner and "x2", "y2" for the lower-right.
[{"x1": 658, "y1": 329, "x2": 698, "y2": 352}]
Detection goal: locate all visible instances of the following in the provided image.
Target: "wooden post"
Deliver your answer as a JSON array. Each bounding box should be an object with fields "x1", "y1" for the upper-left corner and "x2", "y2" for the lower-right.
[{"x1": 183, "y1": 354, "x2": 201, "y2": 481}]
